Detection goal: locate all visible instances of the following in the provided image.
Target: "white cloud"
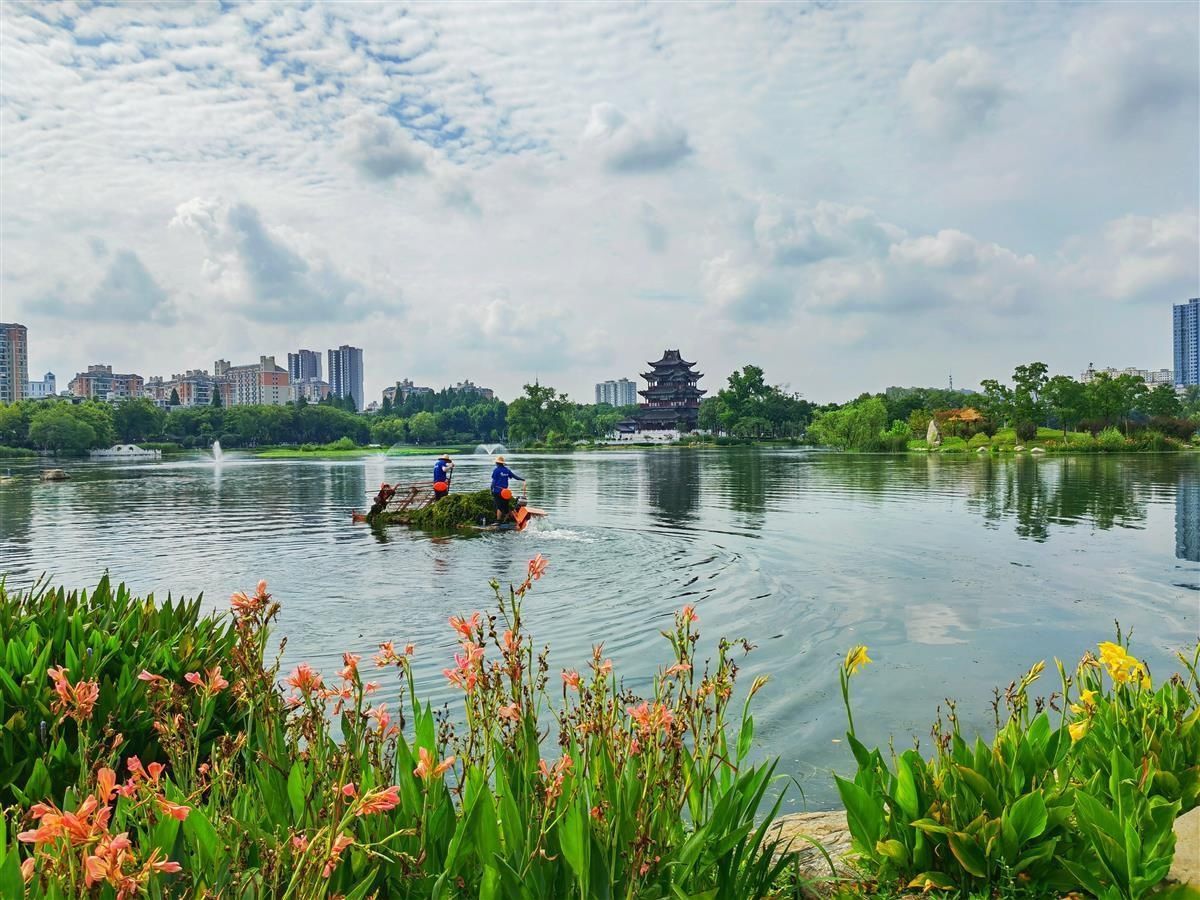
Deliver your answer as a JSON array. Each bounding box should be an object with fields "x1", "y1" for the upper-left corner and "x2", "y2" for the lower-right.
[
  {"x1": 581, "y1": 102, "x2": 693, "y2": 172},
  {"x1": 342, "y1": 111, "x2": 430, "y2": 181},
  {"x1": 1062, "y1": 211, "x2": 1200, "y2": 302},
  {"x1": 902, "y1": 46, "x2": 1007, "y2": 136}
]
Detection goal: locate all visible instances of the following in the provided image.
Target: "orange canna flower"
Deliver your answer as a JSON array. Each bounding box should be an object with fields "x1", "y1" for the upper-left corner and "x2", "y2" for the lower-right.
[
  {"x1": 414, "y1": 746, "x2": 455, "y2": 781},
  {"x1": 498, "y1": 702, "x2": 520, "y2": 721},
  {"x1": 47, "y1": 665, "x2": 100, "y2": 722},
  {"x1": 285, "y1": 663, "x2": 324, "y2": 693},
  {"x1": 355, "y1": 785, "x2": 401, "y2": 816},
  {"x1": 339, "y1": 653, "x2": 360, "y2": 681},
  {"x1": 341, "y1": 783, "x2": 357, "y2": 797},
  {"x1": 664, "y1": 662, "x2": 691, "y2": 677},
  {"x1": 292, "y1": 834, "x2": 310, "y2": 852},
  {"x1": 20, "y1": 858, "x2": 33, "y2": 882},
  {"x1": 185, "y1": 666, "x2": 229, "y2": 697},
  {"x1": 96, "y1": 767, "x2": 118, "y2": 802},
  {"x1": 527, "y1": 554, "x2": 549, "y2": 581},
  {"x1": 680, "y1": 605, "x2": 698, "y2": 624},
  {"x1": 449, "y1": 612, "x2": 482, "y2": 639},
  {"x1": 156, "y1": 797, "x2": 190, "y2": 821},
  {"x1": 561, "y1": 670, "x2": 581, "y2": 690},
  {"x1": 322, "y1": 833, "x2": 354, "y2": 878},
  {"x1": 137, "y1": 670, "x2": 166, "y2": 684}
]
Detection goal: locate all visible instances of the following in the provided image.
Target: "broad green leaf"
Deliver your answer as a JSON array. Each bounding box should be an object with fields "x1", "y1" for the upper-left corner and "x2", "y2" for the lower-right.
[
  {"x1": 948, "y1": 831, "x2": 987, "y2": 878},
  {"x1": 1005, "y1": 790, "x2": 1048, "y2": 846}
]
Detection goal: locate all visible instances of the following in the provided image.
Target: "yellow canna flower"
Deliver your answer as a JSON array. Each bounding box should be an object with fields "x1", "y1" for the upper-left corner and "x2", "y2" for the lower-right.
[
  {"x1": 843, "y1": 645, "x2": 872, "y2": 676},
  {"x1": 1068, "y1": 720, "x2": 1089, "y2": 742}
]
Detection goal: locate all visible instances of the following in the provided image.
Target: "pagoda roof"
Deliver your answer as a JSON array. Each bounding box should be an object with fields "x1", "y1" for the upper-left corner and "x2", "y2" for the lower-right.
[
  {"x1": 640, "y1": 384, "x2": 705, "y2": 397},
  {"x1": 641, "y1": 371, "x2": 703, "y2": 381},
  {"x1": 647, "y1": 349, "x2": 697, "y2": 368}
]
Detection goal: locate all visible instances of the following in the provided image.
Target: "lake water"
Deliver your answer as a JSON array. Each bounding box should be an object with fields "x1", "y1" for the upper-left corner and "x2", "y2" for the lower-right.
[{"x1": 3, "y1": 449, "x2": 1198, "y2": 809}]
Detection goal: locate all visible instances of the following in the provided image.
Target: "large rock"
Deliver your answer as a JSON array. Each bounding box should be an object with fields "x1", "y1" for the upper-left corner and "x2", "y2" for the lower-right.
[
  {"x1": 768, "y1": 810, "x2": 856, "y2": 883},
  {"x1": 926, "y1": 419, "x2": 942, "y2": 447},
  {"x1": 1169, "y1": 806, "x2": 1199, "y2": 887}
]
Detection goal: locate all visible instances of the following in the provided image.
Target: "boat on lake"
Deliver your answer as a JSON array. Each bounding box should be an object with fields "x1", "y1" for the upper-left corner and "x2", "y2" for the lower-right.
[{"x1": 90, "y1": 444, "x2": 162, "y2": 460}]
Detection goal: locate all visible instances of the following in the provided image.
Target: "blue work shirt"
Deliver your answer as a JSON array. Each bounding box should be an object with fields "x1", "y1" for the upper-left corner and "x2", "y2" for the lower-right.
[
  {"x1": 490, "y1": 464, "x2": 523, "y2": 494},
  {"x1": 433, "y1": 460, "x2": 451, "y2": 482}
]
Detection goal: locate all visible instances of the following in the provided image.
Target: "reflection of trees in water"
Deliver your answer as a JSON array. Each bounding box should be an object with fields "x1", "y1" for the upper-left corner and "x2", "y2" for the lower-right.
[
  {"x1": 965, "y1": 456, "x2": 1168, "y2": 541},
  {"x1": 0, "y1": 474, "x2": 34, "y2": 549},
  {"x1": 811, "y1": 452, "x2": 1188, "y2": 543},
  {"x1": 642, "y1": 451, "x2": 700, "y2": 524}
]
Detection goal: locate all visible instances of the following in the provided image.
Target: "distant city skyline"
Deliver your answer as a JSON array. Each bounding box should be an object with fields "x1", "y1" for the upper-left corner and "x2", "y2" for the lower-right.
[{"x1": 2, "y1": 3, "x2": 1195, "y2": 404}]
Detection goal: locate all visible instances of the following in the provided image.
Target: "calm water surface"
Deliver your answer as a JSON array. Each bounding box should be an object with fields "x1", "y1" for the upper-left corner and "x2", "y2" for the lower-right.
[{"x1": 3, "y1": 449, "x2": 1197, "y2": 809}]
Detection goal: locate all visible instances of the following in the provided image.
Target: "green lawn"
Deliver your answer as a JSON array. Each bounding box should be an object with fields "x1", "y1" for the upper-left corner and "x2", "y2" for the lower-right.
[{"x1": 254, "y1": 447, "x2": 384, "y2": 459}]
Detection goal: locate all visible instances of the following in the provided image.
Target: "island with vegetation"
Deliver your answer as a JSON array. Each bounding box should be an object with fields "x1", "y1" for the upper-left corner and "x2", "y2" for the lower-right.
[{"x1": 1, "y1": 566, "x2": 1196, "y2": 898}]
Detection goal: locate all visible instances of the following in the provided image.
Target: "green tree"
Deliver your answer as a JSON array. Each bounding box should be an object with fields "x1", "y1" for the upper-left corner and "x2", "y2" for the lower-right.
[
  {"x1": 978, "y1": 379, "x2": 1014, "y2": 427},
  {"x1": 169, "y1": 388, "x2": 181, "y2": 406},
  {"x1": 1011, "y1": 362, "x2": 1049, "y2": 424},
  {"x1": 381, "y1": 394, "x2": 393, "y2": 415},
  {"x1": 113, "y1": 398, "x2": 165, "y2": 443},
  {"x1": 408, "y1": 411, "x2": 438, "y2": 444},
  {"x1": 506, "y1": 383, "x2": 570, "y2": 444},
  {"x1": 0, "y1": 402, "x2": 31, "y2": 446},
  {"x1": 28, "y1": 405, "x2": 96, "y2": 454},
  {"x1": 71, "y1": 402, "x2": 115, "y2": 448},
  {"x1": 808, "y1": 397, "x2": 888, "y2": 450},
  {"x1": 1042, "y1": 375, "x2": 1087, "y2": 436},
  {"x1": 210, "y1": 389, "x2": 223, "y2": 408},
  {"x1": 1181, "y1": 385, "x2": 1200, "y2": 419},
  {"x1": 1142, "y1": 383, "x2": 1183, "y2": 418}
]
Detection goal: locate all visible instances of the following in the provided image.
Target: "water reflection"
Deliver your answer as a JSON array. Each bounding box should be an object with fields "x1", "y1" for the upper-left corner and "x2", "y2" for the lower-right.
[
  {"x1": 642, "y1": 451, "x2": 700, "y2": 525},
  {"x1": 1178, "y1": 475, "x2": 1200, "y2": 563}
]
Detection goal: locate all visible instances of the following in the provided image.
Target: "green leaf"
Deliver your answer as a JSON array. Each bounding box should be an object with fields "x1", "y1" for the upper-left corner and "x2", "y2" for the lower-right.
[
  {"x1": 0, "y1": 847, "x2": 23, "y2": 900},
  {"x1": 895, "y1": 752, "x2": 921, "y2": 820},
  {"x1": 182, "y1": 806, "x2": 219, "y2": 869},
  {"x1": 1005, "y1": 790, "x2": 1048, "y2": 846},
  {"x1": 286, "y1": 761, "x2": 306, "y2": 822},
  {"x1": 907, "y1": 871, "x2": 957, "y2": 891},
  {"x1": 911, "y1": 818, "x2": 954, "y2": 835},
  {"x1": 875, "y1": 838, "x2": 909, "y2": 866},
  {"x1": 948, "y1": 831, "x2": 987, "y2": 878},
  {"x1": 954, "y1": 764, "x2": 1001, "y2": 817},
  {"x1": 835, "y1": 775, "x2": 883, "y2": 856},
  {"x1": 736, "y1": 712, "x2": 754, "y2": 763}
]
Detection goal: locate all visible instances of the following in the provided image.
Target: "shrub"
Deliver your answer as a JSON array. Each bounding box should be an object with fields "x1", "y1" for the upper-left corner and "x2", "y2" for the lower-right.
[
  {"x1": 1066, "y1": 432, "x2": 1096, "y2": 450},
  {"x1": 1015, "y1": 421, "x2": 1038, "y2": 442},
  {"x1": 836, "y1": 636, "x2": 1199, "y2": 898},
  {"x1": 0, "y1": 576, "x2": 241, "y2": 808},
  {"x1": 1097, "y1": 426, "x2": 1128, "y2": 452},
  {"x1": 3, "y1": 570, "x2": 791, "y2": 899},
  {"x1": 0, "y1": 445, "x2": 36, "y2": 458},
  {"x1": 967, "y1": 432, "x2": 991, "y2": 449},
  {"x1": 322, "y1": 436, "x2": 359, "y2": 451},
  {"x1": 1134, "y1": 429, "x2": 1173, "y2": 452},
  {"x1": 939, "y1": 436, "x2": 968, "y2": 453},
  {"x1": 879, "y1": 420, "x2": 911, "y2": 452},
  {"x1": 1149, "y1": 416, "x2": 1200, "y2": 442}
]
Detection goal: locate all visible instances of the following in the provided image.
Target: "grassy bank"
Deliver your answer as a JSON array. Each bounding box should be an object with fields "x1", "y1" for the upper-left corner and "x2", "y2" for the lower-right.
[
  {"x1": 3, "y1": 571, "x2": 1196, "y2": 898},
  {"x1": 908, "y1": 426, "x2": 1200, "y2": 454}
]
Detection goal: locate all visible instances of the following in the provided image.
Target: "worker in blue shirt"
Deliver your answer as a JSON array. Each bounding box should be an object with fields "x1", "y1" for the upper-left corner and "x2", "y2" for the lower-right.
[
  {"x1": 432, "y1": 454, "x2": 453, "y2": 501},
  {"x1": 490, "y1": 455, "x2": 524, "y2": 522}
]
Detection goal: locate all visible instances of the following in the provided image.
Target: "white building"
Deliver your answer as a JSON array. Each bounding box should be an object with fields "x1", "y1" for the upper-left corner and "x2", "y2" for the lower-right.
[
  {"x1": 595, "y1": 378, "x2": 638, "y2": 406},
  {"x1": 222, "y1": 356, "x2": 289, "y2": 406},
  {"x1": 25, "y1": 371, "x2": 56, "y2": 399},
  {"x1": 1079, "y1": 365, "x2": 1173, "y2": 386}
]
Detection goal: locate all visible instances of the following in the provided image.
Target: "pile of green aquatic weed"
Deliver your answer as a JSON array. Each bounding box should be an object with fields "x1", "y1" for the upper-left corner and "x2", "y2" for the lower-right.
[{"x1": 400, "y1": 489, "x2": 495, "y2": 530}]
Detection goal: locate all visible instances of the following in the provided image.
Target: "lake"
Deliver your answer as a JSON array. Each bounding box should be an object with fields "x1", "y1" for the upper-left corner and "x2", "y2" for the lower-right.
[{"x1": 2, "y1": 449, "x2": 1197, "y2": 810}]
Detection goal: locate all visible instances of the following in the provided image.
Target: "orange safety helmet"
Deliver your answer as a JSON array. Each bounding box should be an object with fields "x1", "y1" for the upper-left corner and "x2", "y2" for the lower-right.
[{"x1": 500, "y1": 487, "x2": 513, "y2": 500}]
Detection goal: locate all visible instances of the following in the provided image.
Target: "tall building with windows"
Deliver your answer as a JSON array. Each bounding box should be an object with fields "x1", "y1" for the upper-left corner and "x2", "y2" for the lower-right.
[
  {"x1": 595, "y1": 378, "x2": 638, "y2": 406},
  {"x1": 328, "y1": 345, "x2": 364, "y2": 412},
  {"x1": 225, "y1": 356, "x2": 289, "y2": 406},
  {"x1": 0, "y1": 322, "x2": 29, "y2": 403},
  {"x1": 287, "y1": 350, "x2": 322, "y2": 384},
  {"x1": 69, "y1": 365, "x2": 143, "y2": 400},
  {"x1": 1174, "y1": 297, "x2": 1199, "y2": 387}
]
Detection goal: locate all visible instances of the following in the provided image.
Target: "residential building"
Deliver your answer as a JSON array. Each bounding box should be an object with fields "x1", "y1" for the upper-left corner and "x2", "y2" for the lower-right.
[
  {"x1": 225, "y1": 356, "x2": 289, "y2": 406},
  {"x1": 386, "y1": 378, "x2": 434, "y2": 406},
  {"x1": 25, "y1": 371, "x2": 56, "y2": 399},
  {"x1": 637, "y1": 349, "x2": 705, "y2": 431},
  {"x1": 69, "y1": 364, "x2": 144, "y2": 401},
  {"x1": 595, "y1": 378, "x2": 637, "y2": 406},
  {"x1": 1079, "y1": 365, "x2": 1174, "y2": 386},
  {"x1": 451, "y1": 379, "x2": 494, "y2": 400},
  {"x1": 328, "y1": 345, "x2": 364, "y2": 412},
  {"x1": 145, "y1": 370, "x2": 233, "y2": 407},
  {"x1": 0, "y1": 322, "x2": 29, "y2": 403},
  {"x1": 1175, "y1": 297, "x2": 1200, "y2": 387},
  {"x1": 291, "y1": 377, "x2": 331, "y2": 403},
  {"x1": 287, "y1": 350, "x2": 322, "y2": 384}
]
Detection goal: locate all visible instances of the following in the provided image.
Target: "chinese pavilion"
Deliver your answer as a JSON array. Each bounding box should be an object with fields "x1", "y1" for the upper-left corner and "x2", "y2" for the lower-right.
[{"x1": 637, "y1": 349, "x2": 705, "y2": 430}]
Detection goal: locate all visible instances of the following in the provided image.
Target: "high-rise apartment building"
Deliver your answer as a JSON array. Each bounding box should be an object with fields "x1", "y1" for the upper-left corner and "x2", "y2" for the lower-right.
[
  {"x1": 595, "y1": 378, "x2": 638, "y2": 406},
  {"x1": 0, "y1": 322, "x2": 29, "y2": 403},
  {"x1": 1079, "y1": 365, "x2": 1173, "y2": 386},
  {"x1": 1174, "y1": 297, "x2": 1199, "y2": 387},
  {"x1": 328, "y1": 345, "x2": 364, "y2": 412},
  {"x1": 25, "y1": 372, "x2": 57, "y2": 399},
  {"x1": 225, "y1": 356, "x2": 289, "y2": 406},
  {"x1": 69, "y1": 365, "x2": 144, "y2": 400},
  {"x1": 287, "y1": 350, "x2": 322, "y2": 384}
]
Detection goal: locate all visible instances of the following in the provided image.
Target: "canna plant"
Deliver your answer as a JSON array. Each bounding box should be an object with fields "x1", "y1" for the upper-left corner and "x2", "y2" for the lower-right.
[
  {"x1": 3, "y1": 562, "x2": 795, "y2": 899},
  {"x1": 0, "y1": 575, "x2": 240, "y2": 808},
  {"x1": 835, "y1": 633, "x2": 1200, "y2": 898}
]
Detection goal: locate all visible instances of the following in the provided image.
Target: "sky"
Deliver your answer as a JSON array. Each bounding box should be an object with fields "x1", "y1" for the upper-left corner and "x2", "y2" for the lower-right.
[{"x1": 1, "y1": 1, "x2": 1197, "y2": 405}]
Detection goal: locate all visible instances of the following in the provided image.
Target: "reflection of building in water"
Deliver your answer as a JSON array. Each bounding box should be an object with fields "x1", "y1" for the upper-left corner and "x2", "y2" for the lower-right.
[
  {"x1": 642, "y1": 451, "x2": 700, "y2": 523},
  {"x1": 1177, "y1": 477, "x2": 1200, "y2": 563}
]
